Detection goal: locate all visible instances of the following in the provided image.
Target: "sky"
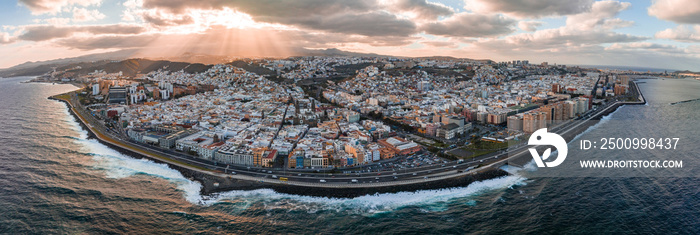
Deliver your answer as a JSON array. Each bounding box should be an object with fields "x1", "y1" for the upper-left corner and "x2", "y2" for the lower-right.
[{"x1": 1, "y1": 0, "x2": 700, "y2": 71}]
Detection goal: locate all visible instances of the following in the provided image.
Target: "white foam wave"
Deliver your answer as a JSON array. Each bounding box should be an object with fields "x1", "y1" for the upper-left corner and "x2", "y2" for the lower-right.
[
  {"x1": 62, "y1": 105, "x2": 205, "y2": 204},
  {"x1": 78, "y1": 137, "x2": 205, "y2": 204},
  {"x1": 198, "y1": 171, "x2": 527, "y2": 215},
  {"x1": 61, "y1": 103, "x2": 89, "y2": 139}
]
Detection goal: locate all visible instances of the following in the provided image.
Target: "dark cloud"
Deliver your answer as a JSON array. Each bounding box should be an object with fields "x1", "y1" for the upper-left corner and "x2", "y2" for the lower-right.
[
  {"x1": 141, "y1": 0, "x2": 417, "y2": 37},
  {"x1": 141, "y1": 12, "x2": 195, "y2": 26},
  {"x1": 18, "y1": 24, "x2": 147, "y2": 41},
  {"x1": 392, "y1": 0, "x2": 454, "y2": 20},
  {"x1": 468, "y1": 0, "x2": 593, "y2": 18},
  {"x1": 421, "y1": 13, "x2": 516, "y2": 37},
  {"x1": 55, "y1": 34, "x2": 160, "y2": 50},
  {"x1": 276, "y1": 11, "x2": 417, "y2": 37},
  {"x1": 51, "y1": 26, "x2": 417, "y2": 55},
  {"x1": 142, "y1": 0, "x2": 375, "y2": 16}
]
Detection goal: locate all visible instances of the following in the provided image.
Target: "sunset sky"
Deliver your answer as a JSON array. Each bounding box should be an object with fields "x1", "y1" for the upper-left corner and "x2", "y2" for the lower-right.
[{"x1": 1, "y1": 0, "x2": 699, "y2": 70}]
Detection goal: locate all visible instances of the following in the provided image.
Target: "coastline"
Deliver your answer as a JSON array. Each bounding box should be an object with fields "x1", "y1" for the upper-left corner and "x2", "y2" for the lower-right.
[
  {"x1": 50, "y1": 94, "x2": 513, "y2": 198},
  {"x1": 47, "y1": 80, "x2": 646, "y2": 198}
]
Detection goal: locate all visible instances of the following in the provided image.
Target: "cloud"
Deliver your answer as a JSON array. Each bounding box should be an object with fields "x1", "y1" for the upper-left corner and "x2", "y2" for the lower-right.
[
  {"x1": 421, "y1": 40, "x2": 459, "y2": 48},
  {"x1": 18, "y1": 0, "x2": 101, "y2": 15},
  {"x1": 50, "y1": 26, "x2": 418, "y2": 54},
  {"x1": 141, "y1": 11, "x2": 195, "y2": 26},
  {"x1": 72, "y1": 8, "x2": 106, "y2": 22},
  {"x1": 648, "y1": 0, "x2": 700, "y2": 24},
  {"x1": 497, "y1": 29, "x2": 645, "y2": 50},
  {"x1": 278, "y1": 11, "x2": 417, "y2": 37},
  {"x1": 518, "y1": 21, "x2": 543, "y2": 32},
  {"x1": 18, "y1": 24, "x2": 147, "y2": 41},
  {"x1": 142, "y1": 0, "x2": 375, "y2": 16},
  {"x1": 606, "y1": 42, "x2": 684, "y2": 53},
  {"x1": 139, "y1": 0, "x2": 419, "y2": 37},
  {"x1": 33, "y1": 17, "x2": 71, "y2": 25},
  {"x1": 0, "y1": 32, "x2": 15, "y2": 44},
  {"x1": 472, "y1": 1, "x2": 644, "y2": 53},
  {"x1": 421, "y1": 12, "x2": 516, "y2": 37},
  {"x1": 55, "y1": 34, "x2": 160, "y2": 50},
  {"x1": 655, "y1": 25, "x2": 700, "y2": 42},
  {"x1": 388, "y1": 0, "x2": 454, "y2": 20},
  {"x1": 565, "y1": 1, "x2": 632, "y2": 31},
  {"x1": 465, "y1": 0, "x2": 593, "y2": 18}
]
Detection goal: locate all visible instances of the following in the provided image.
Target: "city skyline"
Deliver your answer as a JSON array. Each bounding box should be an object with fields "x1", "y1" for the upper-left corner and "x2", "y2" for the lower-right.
[{"x1": 1, "y1": 0, "x2": 700, "y2": 71}]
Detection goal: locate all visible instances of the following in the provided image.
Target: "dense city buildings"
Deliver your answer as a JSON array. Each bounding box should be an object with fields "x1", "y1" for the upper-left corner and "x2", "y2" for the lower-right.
[{"x1": 68, "y1": 56, "x2": 625, "y2": 170}]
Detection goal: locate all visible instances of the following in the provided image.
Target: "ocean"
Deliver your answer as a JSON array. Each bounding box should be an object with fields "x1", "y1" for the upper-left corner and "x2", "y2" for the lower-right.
[{"x1": 0, "y1": 76, "x2": 697, "y2": 234}]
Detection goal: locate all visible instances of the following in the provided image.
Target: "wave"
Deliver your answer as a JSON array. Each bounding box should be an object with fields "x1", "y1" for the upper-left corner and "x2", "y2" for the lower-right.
[
  {"x1": 78, "y1": 137, "x2": 205, "y2": 204},
  {"x1": 62, "y1": 104, "x2": 204, "y2": 204},
  {"x1": 198, "y1": 165, "x2": 528, "y2": 215},
  {"x1": 61, "y1": 103, "x2": 89, "y2": 140}
]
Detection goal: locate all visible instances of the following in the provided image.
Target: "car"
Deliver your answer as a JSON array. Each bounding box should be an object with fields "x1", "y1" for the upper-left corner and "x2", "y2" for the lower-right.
[
  {"x1": 351, "y1": 179, "x2": 358, "y2": 183},
  {"x1": 319, "y1": 179, "x2": 327, "y2": 183},
  {"x1": 375, "y1": 177, "x2": 380, "y2": 180},
  {"x1": 412, "y1": 173, "x2": 417, "y2": 176},
  {"x1": 268, "y1": 171, "x2": 273, "y2": 174},
  {"x1": 272, "y1": 175, "x2": 277, "y2": 179}
]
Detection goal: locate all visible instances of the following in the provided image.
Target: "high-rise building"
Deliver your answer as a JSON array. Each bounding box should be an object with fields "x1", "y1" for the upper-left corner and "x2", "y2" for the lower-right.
[
  {"x1": 614, "y1": 84, "x2": 627, "y2": 95},
  {"x1": 507, "y1": 115, "x2": 523, "y2": 132},
  {"x1": 552, "y1": 83, "x2": 562, "y2": 93},
  {"x1": 523, "y1": 113, "x2": 535, "y2": 133},
  {"x1": 620, "y1": 75, "x2": 630, "y2": 85}
]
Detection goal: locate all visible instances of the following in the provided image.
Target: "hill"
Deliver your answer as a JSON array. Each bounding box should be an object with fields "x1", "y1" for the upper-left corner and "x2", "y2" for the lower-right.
[{"x1": 0, "y1": 48, "x2": 467, "y2": 78}]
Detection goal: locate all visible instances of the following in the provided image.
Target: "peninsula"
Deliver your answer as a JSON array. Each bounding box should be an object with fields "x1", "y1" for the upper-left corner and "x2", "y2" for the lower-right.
[{"x1": 46, "y1": 57, "x2": 650, "y2": 198}]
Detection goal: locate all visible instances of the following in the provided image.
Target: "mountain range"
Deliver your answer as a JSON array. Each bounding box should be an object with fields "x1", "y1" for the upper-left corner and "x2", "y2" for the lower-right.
[{"x1": 0, "y1": 48, "x2": 397, "y2": 78}]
